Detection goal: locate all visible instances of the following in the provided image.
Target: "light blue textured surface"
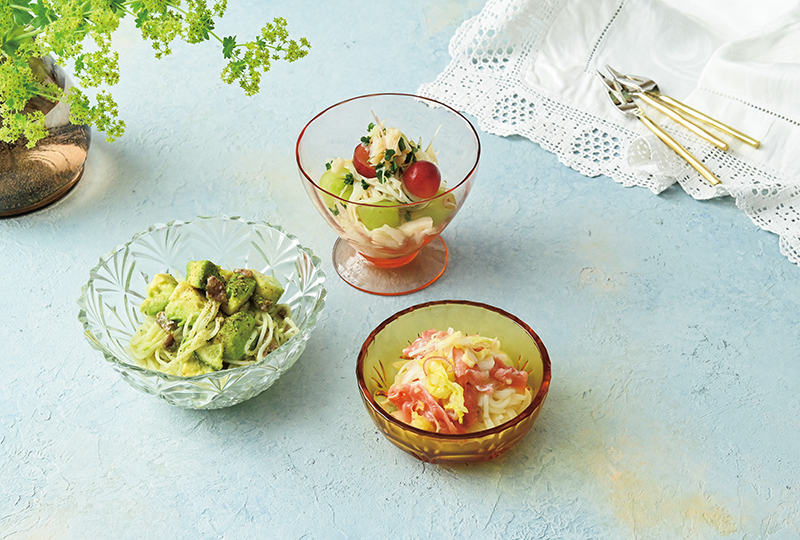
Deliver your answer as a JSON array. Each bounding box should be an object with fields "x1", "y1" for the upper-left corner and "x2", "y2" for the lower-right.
[{"x1": 2, "y1": 1, "x2": 799, "y2": 538}]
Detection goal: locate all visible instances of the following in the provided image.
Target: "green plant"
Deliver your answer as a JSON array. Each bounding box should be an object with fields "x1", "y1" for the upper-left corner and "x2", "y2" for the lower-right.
[{"x1": 0, "y1": 0, "x2": 310, "y2": 147}]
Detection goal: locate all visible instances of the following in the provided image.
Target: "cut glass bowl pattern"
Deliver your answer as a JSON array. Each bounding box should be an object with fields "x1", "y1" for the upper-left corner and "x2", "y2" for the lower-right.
[
  {"x1": 357, "y1": 300, "x2": 551, "y2": 463},
  {"x1": 78, "y1": 216, "x2": 326, "y2": 409}
]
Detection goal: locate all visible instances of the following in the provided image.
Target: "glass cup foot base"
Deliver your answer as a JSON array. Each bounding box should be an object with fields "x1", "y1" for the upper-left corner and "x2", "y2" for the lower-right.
[{"x1": 332, "y1": 236, "x2": 448, "y2": 296}]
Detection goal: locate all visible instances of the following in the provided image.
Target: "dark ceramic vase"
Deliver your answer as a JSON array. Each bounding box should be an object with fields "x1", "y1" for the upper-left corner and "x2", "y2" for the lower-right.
[{"x1": 0, "y1": 56, "x2": 91, "y2": 217}]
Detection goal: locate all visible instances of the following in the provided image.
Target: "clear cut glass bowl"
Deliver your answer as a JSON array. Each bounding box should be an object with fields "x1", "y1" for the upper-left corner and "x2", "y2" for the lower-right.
[
  {"x1": 78, "y1": 216, "x2": 326, "y2": 409},
  {"x1": 357, "y1": 300, "x2": 551, "y2": 463}
]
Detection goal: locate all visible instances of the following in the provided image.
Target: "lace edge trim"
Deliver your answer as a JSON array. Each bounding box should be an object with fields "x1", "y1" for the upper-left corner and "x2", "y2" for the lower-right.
[{"x1": 419, "y1": 63, "x2": 800, "y2": 266}]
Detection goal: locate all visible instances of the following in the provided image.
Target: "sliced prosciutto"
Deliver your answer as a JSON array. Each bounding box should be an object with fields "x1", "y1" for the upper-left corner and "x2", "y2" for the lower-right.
[{"x1": 384, "y1": 328, "x2": 532, "y2": 434}]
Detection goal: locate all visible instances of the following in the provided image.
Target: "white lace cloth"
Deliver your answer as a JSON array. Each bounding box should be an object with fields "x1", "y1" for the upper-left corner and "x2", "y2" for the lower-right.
[{"x1": 419, "y1": 0, "x2": 800, "y2": 265}]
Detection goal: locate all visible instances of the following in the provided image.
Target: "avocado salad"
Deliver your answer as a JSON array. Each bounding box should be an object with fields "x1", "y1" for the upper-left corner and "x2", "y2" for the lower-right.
[{"x1": 128, "y1": 260, "x2": 298, "y2": 377}]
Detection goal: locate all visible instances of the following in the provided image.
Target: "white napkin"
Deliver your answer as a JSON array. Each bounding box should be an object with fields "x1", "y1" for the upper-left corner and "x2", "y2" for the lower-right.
[{"x1": 419, "y1": 0, "x2": 800, "y2": 265}]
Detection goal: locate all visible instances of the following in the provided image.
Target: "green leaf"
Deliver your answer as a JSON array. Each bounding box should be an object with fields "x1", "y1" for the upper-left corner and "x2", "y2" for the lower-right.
[
  {"x1": 221, "y1": 36, "x2": 236, "y2": 59},
  {"x1": 108, "y1": 0, "x2": 126, "y2": 13},
  {"x1": 73, "y1": 55, "x2": 85, "y2": 75},
  {"x1": 10, "y1": 0, "x2": 32, "y2": 14},
  {"x1": 30, "y1": 0, "x2": 55, "y2": 29},
  {"x1": 12, "y1": 10, "x2": 34, "y2": 26},
  {"x1": 0, "y1": 0, "x2": 311, "y2": 146},
  {"x1": 199, "y1": 19, "x2": 212, "y2": 40},
  {"x1": 134, "y1": 9, "x2": 149, "y2": 28},
  {"x1": 10, "y1": 0, "x2": 34, "y2": 26}
]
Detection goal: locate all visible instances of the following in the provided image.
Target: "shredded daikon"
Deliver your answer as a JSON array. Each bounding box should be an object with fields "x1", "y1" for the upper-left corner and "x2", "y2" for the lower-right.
[{"x1": 384, "y1": 328, "x2": 532, "y2": 434}]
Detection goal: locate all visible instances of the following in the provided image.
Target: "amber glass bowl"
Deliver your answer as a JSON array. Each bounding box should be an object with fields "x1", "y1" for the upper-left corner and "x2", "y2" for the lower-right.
[{"x1": 357, "y1": 300, "x2": 551, "y2": 463}]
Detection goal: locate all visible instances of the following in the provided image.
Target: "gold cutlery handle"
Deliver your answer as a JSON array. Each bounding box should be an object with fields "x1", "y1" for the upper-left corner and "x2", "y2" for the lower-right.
[
  {"x1": 654, "y1": 94, "x2": 761, "y2": 149},
  {"x1": 636, "y1": 92, "x2": 729, "y2": 151},
  {"x1": 637, "y1": 113, "x2": 721, "y2": 186}
]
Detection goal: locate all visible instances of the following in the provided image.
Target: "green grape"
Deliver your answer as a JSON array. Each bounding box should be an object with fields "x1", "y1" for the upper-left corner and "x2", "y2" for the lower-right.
[
  {"x1": 410, "y1": 191, "x2": 457, "y2": 226},
  {"x1": 357, "y1": 200, "x2": 401, "y2": 231},
  {"x1": 319, "y1": 169, "x2": 354, "y2": 210}
]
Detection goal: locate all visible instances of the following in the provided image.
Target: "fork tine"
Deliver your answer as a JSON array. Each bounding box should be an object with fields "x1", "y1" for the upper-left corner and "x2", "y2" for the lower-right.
[
  {"x1": 605, "y1": 65, "x2": 626, "y2": 80},
  {"x1": 596, "y1": 69, "x2": 634, "y2": 112},
  {"x1": 605, "y1": 65, "x2": 653, "y2": 93},
  {"x1": 598, "y1": 67, "x2": 636, "y2": 100},
  {"x1": 605, "y1": 65, "x2": 637, "y2": 90},
  {"x1": 595, "y1": 69, "x2": 613, "y2": 88},
  {"x1": 596, "y1": 70, "x2": 622, "y2": 106},
  {"x1": 596, "y1": 69, "x2": 623, "y2": 97}
]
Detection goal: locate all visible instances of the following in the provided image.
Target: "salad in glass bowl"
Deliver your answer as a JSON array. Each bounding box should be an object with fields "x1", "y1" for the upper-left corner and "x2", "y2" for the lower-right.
[
  {"x1": 297, "y1": 93, "x2": 479, "y2": 296},
  {"x1": 357, "y1": 300, "x2": 551, "y2": 463},
  {"x1": 78, "y1": 216, "x2": 326, "y2": 409}
]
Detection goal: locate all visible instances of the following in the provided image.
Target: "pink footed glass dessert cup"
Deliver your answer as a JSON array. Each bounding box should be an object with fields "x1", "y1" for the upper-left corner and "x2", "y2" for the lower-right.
[{"x1": 296, "y1": 93, "x2": 480, "y2": 296}]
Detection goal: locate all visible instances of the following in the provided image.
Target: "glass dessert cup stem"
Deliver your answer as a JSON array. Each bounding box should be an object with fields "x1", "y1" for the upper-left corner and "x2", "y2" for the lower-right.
[{"x1": 332, "y1": 235, "x2": 448, "y2": 296}]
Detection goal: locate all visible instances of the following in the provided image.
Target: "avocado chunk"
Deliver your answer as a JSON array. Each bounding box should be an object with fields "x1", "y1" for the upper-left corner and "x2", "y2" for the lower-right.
[
  {"x1": 221, "y1": 273, "x2": 256, "y2": 315},
  {"x1": 251, "y1": 270, "x2": 285, "y2": 311},
  {"x1": 194, "y1": 342, "x2": 224, "y2": 371},
  {"x1": 185, "y1": 260, "x2": 223, "y2": 290},
  {"x1": 180, "y1": 356, "x2": 215, "y2": 377},
  {"x1": 140, "y1": 273, "x2": 178, "y2": 316},
  {"x1": 219, "y1": 267, "x2": 234, "y2": 282},
  {"x1": 164, "y1": 281, "x2": 207, "y2": 327},
  {"x1": 213, "y1": 311, "x2": 258, "y2": 361}
]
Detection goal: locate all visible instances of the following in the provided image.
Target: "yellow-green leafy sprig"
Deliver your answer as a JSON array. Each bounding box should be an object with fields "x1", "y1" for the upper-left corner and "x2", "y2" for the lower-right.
[{"x1": 0, "y1": 0, "x2": 310, "y2": 147}]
